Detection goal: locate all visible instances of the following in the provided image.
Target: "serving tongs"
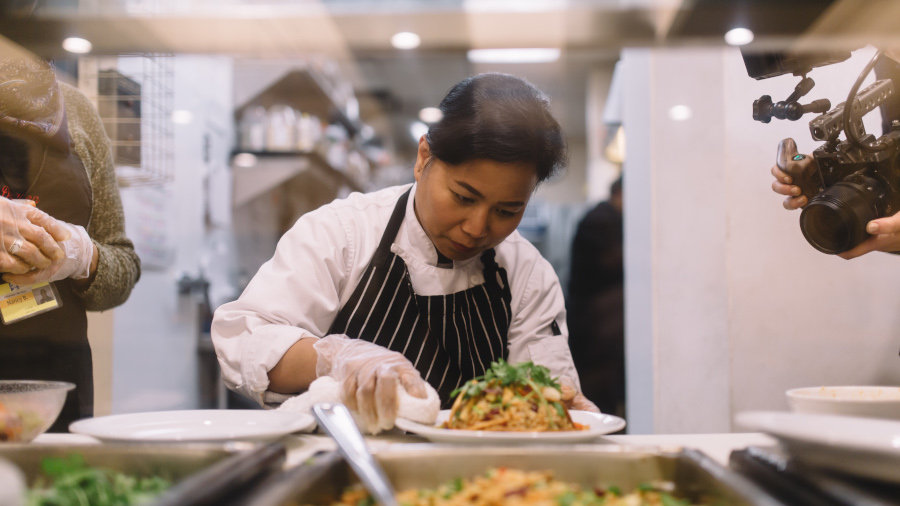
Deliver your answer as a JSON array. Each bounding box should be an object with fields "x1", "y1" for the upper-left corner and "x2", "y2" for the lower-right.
[{"x1": 312, "y1": 403, "x2": 399, "y2": 506}]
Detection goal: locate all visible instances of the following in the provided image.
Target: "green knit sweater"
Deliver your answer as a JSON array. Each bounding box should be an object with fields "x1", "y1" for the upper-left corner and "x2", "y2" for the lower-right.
[{"x1": 60, "y1": 82, "x2": 141, "y2": 311}]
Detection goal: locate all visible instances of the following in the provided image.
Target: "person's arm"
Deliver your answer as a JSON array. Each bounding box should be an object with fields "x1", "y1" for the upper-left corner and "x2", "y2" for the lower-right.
[
  {"x1": 211, "y1": 204, "x2": 354, "y2": 405},
  {"x1": 505, "y1": 250, "x2": 599, "y2": 412},
  {"x1": 59, "y1": 83, "x2": 140, "y2": 310}
]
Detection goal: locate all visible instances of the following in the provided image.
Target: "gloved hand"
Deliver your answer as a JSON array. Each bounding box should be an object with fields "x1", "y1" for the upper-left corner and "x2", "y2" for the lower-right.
[
  {"x1": 313, "y1": 335, "x2": 427, "y2": 432},
  {"x1": 2, "y1": 222, "x2": 93, "y2": 285},
  {"x1": 0, "y1": 198, "x2": 68, "y2": 275},
  {"x1": 560, "y1": 377, "x2": 601, "y2": 413}
]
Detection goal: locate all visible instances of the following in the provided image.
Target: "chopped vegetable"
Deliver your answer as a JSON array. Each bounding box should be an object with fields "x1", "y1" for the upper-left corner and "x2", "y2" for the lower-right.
[{"x1": 26, "y1": 454, "x2": 171, "y2": 506}]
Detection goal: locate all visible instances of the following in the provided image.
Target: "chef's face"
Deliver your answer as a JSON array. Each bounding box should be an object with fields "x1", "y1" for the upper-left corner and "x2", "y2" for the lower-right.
[{"x1": 413, "y1": 136, "x2": 538, "y2": 261}]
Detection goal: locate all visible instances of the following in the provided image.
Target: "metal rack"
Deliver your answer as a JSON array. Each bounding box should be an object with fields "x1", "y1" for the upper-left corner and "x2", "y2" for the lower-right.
[{"x1": 78, "y1": 54, "x2": 174, "y2": 188}]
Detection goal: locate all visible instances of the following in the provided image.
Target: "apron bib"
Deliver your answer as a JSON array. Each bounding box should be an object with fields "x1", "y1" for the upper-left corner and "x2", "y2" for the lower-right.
[
  {"x1": 0, "y1": 107, "x2": 94, "y2": 432},
  {"x1": 329, "y1": 189, "x2": 513, "y2": 407}
]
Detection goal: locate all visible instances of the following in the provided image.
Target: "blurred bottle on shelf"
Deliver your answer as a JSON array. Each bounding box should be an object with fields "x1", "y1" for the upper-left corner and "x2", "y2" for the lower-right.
[
  {"x1": 296, "y1": 113, "x2": 323, "y2": 152},
  {"x1": 266, "y1": 104, "x2": 297, "y2": 152},
  {"x1": 238, "y1": 105, "x2": 267, "y2": 152}
]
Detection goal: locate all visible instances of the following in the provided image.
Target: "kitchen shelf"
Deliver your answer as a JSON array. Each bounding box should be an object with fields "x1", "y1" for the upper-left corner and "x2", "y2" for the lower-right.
[
  {"x1": 234, "y1": 67, "x2": 361, "y2": 137},
  {"x1": 231, "y1": 151, "x2": 362, "y2": 207}
]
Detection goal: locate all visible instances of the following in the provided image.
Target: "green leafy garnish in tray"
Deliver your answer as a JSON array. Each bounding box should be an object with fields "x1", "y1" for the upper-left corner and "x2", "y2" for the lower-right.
[{"x1": 26, "y1": 453, "x2": 172, "y2": 506}]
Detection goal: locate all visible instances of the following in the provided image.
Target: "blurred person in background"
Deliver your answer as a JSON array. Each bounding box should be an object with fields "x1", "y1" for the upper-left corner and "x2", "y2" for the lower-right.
[
  {"x1": 566, "y1": 176, "x2": 624, "y2": 417},
  {"x1": 213, "y1": 72, "x2": 598, "y2": 432},
  {"x1": 0, "y1": 47, "x2": 141, "y2": 431}
]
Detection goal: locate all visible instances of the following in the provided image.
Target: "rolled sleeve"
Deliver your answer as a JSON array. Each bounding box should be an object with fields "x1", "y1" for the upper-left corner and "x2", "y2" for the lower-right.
[{"x1": 211, "y1": 205, "x2": 352, "y2": 404}]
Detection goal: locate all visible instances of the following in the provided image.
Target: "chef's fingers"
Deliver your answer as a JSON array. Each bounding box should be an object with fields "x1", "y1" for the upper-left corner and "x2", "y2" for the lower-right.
[
  {"x1": 559, "y1": 382, "x2": 577, "y2": 403},
  {"x1": 23, "y1": 206, "x2": 71, "y2": 243},
  {"x1": 342, "y1": 370, "x2": 360, "y2": 414},
  {"x1": 373, "y1": 370, "x2": 399, "y2": 431},
  {"x1": 782, "y1": 195, "x2": 807, "y2": 210},
  {"x1": 570, "y1": 394, "x2": 601, "y2": 413},
  {"x1": 354, "y1": 366, "x2": 380, "y2": 430},
  {"x1": 398, "y1": 369, "x2": 427, "y2": 399}
]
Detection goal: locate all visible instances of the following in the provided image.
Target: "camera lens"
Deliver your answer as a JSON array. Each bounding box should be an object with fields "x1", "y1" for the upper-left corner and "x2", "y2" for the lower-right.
[{"x1": 799, "y1": 175, "x2": 885, "y2": 254}]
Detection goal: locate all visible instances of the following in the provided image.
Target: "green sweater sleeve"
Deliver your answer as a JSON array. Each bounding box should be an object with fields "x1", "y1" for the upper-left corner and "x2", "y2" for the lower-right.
[{"x1": 60, "y1": 83, "x2": 141, "y2": 311}]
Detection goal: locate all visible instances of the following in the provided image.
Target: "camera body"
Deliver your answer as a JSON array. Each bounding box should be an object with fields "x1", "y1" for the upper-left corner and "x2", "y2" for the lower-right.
[
  {"x1": 804, "y1": 115, "x2": 900, "y2": 253},
  {"x1": 743, "y1": 47, "x2": 900, "y2": 254}
]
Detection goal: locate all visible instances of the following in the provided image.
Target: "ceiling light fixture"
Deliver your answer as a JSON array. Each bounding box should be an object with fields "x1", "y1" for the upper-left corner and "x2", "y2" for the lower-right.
[
  {"x1": 418, "y1": 107, "x2": 443, "y2": 124},
  {"x1": 391, "y1": 32, "x2": 421, "y2": 50},
  {"x1": 724, "y1": 28, "x2": 754, "y2": 46},
  {"x1": 467, "y1": 48, "x2": 561, "y2": 64},
  {"x1": 62, "y1": 37, "x2": 92, "y2": 54},
  {"x1": 668, "y1": 105, "x2": 692, "y2": 121}
]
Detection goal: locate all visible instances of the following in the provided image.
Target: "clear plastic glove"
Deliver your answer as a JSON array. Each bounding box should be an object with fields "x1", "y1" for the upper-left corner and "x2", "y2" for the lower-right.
[
  {"x1": 0, "y1": 198, "x2": 68, "y2": 275},
  {"x1": 313, "y1": 335, "x2": 428, "y2": 432},
  {"x1": 2, "y1": 222, "x2": 93, "y2": 285},
  {"x1": 560, "y1": 377, "x2": 601, "y2": 413}
]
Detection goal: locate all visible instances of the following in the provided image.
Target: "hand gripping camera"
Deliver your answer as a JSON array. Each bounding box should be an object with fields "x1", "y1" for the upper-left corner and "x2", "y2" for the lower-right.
[{"x1": 744, "y1": 48, "x2": 900, "y2": 254}]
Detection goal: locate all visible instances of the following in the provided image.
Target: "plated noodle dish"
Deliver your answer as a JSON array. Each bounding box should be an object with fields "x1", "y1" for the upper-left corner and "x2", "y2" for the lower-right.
[{"x1": 442, "y1": 360, "x2": 586, "y2": 432}]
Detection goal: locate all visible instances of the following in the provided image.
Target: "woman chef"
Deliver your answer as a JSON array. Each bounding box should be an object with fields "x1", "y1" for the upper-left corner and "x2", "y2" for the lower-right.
[{"x1": 212, "y1": 73, "x2": 598, "y2": 430}]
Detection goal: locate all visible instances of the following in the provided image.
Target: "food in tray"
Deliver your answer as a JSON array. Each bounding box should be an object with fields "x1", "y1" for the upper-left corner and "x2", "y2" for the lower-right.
[
  {"x1": 25, "y1": 454, "x2": 171, "y2": 506},
  {"x1": 328, "y1": 467, "x2": 694, "y2": 506},
  {"x1": 442, "y1": 360, "x2": 585, "y2": 431}
]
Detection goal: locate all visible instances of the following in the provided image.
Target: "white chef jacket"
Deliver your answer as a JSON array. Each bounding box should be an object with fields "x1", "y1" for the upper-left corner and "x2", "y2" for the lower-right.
[{"x1": 211, "y1": 183, "x2": 580, "y2": 405}]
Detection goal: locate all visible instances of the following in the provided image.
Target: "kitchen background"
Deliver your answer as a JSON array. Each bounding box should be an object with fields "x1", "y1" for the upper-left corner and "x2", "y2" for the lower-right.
[{"x1": 2, "y1": 0, "x2": 900, "y2": 434}]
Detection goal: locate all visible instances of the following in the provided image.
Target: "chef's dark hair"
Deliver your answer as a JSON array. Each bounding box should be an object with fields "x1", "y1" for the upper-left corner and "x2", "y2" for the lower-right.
[{"x1": 426, "y1": 72, "x2": 567, "y2": 183}]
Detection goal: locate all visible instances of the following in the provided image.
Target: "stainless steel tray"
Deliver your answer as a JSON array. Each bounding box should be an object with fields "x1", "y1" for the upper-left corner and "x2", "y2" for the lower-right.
[
  {"x1": 235, "y1": 444, "x2": 787, "y2": 505},
  {"x1": 0, "y1": 441, "x2": 286, "y2": 506}
]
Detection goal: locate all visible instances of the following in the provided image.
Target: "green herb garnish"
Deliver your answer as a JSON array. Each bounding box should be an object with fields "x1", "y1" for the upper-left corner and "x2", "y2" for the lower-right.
[{"x1": 449, "y1": 359, "x2": 562, "y2": 401}]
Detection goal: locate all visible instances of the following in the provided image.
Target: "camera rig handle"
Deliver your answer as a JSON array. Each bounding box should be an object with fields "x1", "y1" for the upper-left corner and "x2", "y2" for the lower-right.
[
  {"x1": 753, "y1": 76, "x2": 832, "y2": 123},
  {"x1": 776, "y1": 138, "x2": 824, "y2": 203}
]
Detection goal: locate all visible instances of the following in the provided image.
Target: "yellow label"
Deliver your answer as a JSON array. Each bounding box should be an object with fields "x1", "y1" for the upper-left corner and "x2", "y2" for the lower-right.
[{"x1": 0, "y1": 282, "x2": 59, "y2": 324}]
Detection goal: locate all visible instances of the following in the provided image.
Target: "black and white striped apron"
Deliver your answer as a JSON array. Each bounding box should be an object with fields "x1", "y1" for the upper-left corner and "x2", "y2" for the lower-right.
[{"x1": 328, "y1": 189, "x2": 513, "y2": 407}]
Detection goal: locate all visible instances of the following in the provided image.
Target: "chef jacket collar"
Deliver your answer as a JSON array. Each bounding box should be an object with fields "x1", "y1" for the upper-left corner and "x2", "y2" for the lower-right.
[{"x1": 402, "y1": 182, "x2": 482, "y2": 269}]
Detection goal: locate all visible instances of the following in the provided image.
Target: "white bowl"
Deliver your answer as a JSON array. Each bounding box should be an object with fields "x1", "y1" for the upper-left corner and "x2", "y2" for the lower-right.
[{"x1": 786, "y1": 386, "x2": 900, "y2": 420}]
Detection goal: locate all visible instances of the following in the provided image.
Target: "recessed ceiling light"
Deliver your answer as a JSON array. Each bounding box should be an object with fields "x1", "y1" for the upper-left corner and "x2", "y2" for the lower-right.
[
  {"x1": 171, "y1": 110, "x2": 194, "y2": 125},
  {"x1": 418, "y1": 107, "x2": 443, "y2": 124},
  {"x1": 668, "y1": 105, "x2": 692, "y2": 121},
  {"x1": 233, "y1": 153, "x2": 258, "y2": 168},
  {"x1": 409, "y1": 121, "x2": 429, "y2": 141},
  {"x1": 62, "y1": 37, "x2": 92, "y2": 54},
  {"x1": 466, "y1": 48, "x2": 560, "y2": 64},
  {"x1": 724, "y1": 28, "x2": 754, "y2": 46},
  {"x1": 391, "y1": 32, "x2": 421, "y2": 50}
]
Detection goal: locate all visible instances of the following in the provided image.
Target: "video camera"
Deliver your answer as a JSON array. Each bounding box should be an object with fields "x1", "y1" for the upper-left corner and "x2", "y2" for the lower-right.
[{"x1": 743, "y1": 48, "x2": 900, "y2": 254}]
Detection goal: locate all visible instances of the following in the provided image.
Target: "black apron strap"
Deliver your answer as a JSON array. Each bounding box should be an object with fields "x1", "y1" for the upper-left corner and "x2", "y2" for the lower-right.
[{"x1": 371, "y1": 188, "x2": 411, "y2": 269}]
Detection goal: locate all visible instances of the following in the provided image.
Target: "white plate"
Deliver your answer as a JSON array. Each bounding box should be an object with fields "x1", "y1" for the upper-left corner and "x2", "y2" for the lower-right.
[
  {"x1": 69, "y1": 409, "x2": 316, "y2": 443},
  {"x1": 395, "y1": 410, "x2": 625, "y2": 444},
  {"x1": 736, "y1": 410, "x2": 900, "y2": 484}
]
